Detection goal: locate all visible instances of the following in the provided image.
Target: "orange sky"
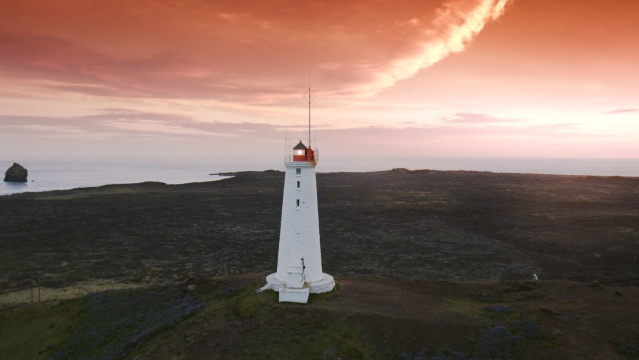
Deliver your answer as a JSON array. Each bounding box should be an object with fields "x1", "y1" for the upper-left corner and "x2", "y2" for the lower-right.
[{"x1": 1, "y1": 0, "x2": 638, "y2": 165}]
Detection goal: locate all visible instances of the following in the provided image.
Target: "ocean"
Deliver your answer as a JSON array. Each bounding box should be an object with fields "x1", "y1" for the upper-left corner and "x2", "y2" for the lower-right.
[
  {"x1": 0, "y1": 159, "x2": 229, "y2": 196},
  {"x1": 2, "y1": 157, "x2": 638, "y2": 196}
]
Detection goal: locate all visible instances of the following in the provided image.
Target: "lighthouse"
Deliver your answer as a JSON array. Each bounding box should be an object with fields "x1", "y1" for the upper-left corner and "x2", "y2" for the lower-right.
[{"x1": 265, "y1": 90, "x2": 335, "y2": 303}]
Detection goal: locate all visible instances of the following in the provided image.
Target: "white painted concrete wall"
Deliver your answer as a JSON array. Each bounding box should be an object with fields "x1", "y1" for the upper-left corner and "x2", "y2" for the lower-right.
[{"x1": 275, "y1": 161, "x2": 324, "y2": 283}]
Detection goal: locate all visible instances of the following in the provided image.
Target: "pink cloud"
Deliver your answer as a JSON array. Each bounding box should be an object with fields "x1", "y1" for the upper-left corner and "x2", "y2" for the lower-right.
[
  {"x1": 0, "y1": 110, "x2": 587, "y2": 142},
  {"x1": 3, "y1": 108, "x2": 631, "y2": 160},
  {"x1": 604, "y1": 109, "x2": 638, "y2": 115},
  {"x1": 443, "y1": 112, "x2": 521, "y2": 124},
  {"x1": 0, "y1": 0, "x2": 513, "y2": 102}
]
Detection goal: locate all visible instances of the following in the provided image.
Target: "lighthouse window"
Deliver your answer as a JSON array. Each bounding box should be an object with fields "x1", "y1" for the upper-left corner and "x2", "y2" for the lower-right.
[
  {"x1": 296, "y1": 199, "x2": 300, "y2": 207},
  {"x1": 296, "y1": 168, "x2": 301, "y2": 175},
  {"x1": 297, "y1": 181, "x2": 300, "y2": 189}
]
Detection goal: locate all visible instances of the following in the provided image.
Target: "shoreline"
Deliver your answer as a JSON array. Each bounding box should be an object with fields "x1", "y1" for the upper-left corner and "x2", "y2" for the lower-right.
[{"x1": 4, "y1": 167, "x2": 639, "y2": 197}]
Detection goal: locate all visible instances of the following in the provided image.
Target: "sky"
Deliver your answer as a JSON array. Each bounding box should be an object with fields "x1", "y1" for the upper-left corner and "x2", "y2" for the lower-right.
[{"x1": 1, "y1": 0, "x2": 638, "y2": 169}]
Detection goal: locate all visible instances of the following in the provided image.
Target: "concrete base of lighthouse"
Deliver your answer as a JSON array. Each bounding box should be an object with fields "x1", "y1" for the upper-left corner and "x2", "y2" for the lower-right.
[
  {"x1": 278, "y1": 286, "x2": 310, "y2": 303},
  {"x1": 266, "y1": 273, "x2": 335, "y2": 303}
]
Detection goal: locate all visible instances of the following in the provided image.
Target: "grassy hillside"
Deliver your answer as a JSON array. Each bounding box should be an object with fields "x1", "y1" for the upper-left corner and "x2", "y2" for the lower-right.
[
  {"x1": 3, "y1": 275, "x2": 638, "y2": 359},
  {"x1": 0, "y1": 299, "x2": 83, "y2": 359}
]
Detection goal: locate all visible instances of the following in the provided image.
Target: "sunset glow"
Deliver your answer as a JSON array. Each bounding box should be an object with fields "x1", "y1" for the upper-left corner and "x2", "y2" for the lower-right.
[{"x1": 1, "y1": 0, "x2": 638, "y2": 166}]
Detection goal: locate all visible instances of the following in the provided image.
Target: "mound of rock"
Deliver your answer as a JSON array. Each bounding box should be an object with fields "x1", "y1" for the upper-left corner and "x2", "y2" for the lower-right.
[{"x1": 4, "y1": 162, "x2": 28, "y2": 182}]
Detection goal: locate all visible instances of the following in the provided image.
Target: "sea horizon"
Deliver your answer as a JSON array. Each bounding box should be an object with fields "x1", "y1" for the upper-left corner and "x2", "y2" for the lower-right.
[{"x1": 2, "y1": 156, "x2": 638, "y2": 196}]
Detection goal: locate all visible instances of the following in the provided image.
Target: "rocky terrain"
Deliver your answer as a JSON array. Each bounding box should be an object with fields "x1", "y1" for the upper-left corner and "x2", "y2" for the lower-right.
[
  {"x1": 1, "y1": 169, "x2": 638, "y2": 293},
  {"x1": 1, "y1": 169, "x2": 639, "y2": 359}
]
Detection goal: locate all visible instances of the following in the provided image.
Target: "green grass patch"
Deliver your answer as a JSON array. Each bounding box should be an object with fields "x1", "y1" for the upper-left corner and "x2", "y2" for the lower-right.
[
  {"x1": 225, "y1": 286, "x2": 274, "y2": 325},
  {"x1": 446, "y1": 298, "x2": 493, "y2": 319},
  {"x1": 234, "y1": 313, "x2": 378, "y2": 360},
  {"x1": 0, "y1": 299, "x2": 84, "y2": 360},
  {"x1": 51, "y1": 287, "x2": 204, "y2": 360},
  {"x1": 447, "y1": 297, "x2": 532, "y2": 325},
  {"x1": 190, "y1": 282, "x2": 377, "y2": 359}
]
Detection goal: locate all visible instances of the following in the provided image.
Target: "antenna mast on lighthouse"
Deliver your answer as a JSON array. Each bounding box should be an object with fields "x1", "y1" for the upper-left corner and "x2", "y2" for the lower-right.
[{"x1": 303, "y1": 62, "x2": 316, "y2": 148}]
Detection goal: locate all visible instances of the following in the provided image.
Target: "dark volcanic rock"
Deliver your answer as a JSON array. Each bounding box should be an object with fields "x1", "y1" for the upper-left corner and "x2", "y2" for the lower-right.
[
  {"x1": 4, "y1": 162, "x2": 28, "y2": 182},
  {"x1": 1, "y1": 169, "x2": 638, "y2": 292}
]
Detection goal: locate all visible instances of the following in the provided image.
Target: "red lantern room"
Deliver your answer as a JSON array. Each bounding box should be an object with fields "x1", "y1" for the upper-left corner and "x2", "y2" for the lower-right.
[{"x1": 292, "y1": 141, "x2": 316, "y2": 163}]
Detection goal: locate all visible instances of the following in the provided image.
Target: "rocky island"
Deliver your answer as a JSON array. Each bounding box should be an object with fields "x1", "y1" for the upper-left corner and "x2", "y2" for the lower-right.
[{"x1": 3, "y1": 162, "x2": 28, "y2": 182}]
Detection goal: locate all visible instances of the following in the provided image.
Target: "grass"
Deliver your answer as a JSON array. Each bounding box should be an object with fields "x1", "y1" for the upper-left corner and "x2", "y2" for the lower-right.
[
  {"x1": 424, "y1": 291, "x2": 558, "y2": 360},
  {"x1": 224, "y1": 286, "x2": 275, "y2": 324},
  {"x1": 400, "y1": 320, "x2": 554, "y2": 360},
  {"x1": 446, "y1": 293, "x2": 515, "y2": 320},
  {"x1": 218, "y1": 282, "x2": 377, "y2": 359},
  {"x1": 473, "y1": 321, "x2": 553, "y2": 360},
  {"x1": 446, "y1": 298, "x2": 490, "y2": 319},
  {"x1": 233, "y1": 312, "x2": 378, "y2": 360},
  {"x1": 51, "y1": 287, "x2": 204, "y2": 360},
  {"x1": 1, "y1": 280, "x2": 560, "y2": 360},
  {"x1": 0, "y1": 299, "x2": 84, "y2": 360},
  {"x1": 614, "y1": 337, "x2": 639, "y2": 357},
  {"x1": 124, "y1": 281, "x2": 383, "y2": 360}
]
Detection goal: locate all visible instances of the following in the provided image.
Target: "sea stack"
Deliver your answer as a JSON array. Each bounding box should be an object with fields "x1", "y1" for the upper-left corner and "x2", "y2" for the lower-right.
[{"x1": 4, "y1": 163, "x2": 28, "y2": 182}]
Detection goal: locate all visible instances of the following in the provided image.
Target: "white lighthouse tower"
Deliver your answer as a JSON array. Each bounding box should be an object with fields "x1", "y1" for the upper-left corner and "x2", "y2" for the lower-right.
[{"x1": 265, "y1": 89, "x2": 335, "y2": 303}]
